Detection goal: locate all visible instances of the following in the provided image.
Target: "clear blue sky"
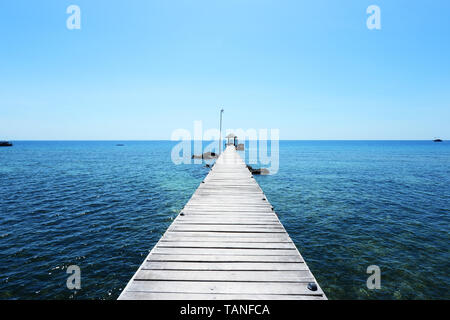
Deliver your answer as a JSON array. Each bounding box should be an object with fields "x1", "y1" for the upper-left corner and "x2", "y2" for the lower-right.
[{"x1": 1, "y1": 0, "x2": 449, "y2": 140}]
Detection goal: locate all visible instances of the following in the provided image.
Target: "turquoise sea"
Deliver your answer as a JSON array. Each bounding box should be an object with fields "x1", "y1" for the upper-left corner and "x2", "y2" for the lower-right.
[{"x1": 0, "y1": 141, "x2": 449, "y2": 299}]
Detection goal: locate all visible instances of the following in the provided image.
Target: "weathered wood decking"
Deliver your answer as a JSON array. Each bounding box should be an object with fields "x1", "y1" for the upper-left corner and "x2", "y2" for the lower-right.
[{"x1": 118, "y1": 145, "x2": 326, "y2": 300}]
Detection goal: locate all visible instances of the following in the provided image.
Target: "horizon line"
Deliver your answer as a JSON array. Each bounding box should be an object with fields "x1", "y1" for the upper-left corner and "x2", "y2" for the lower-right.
[{"x1": 4, "y1": 139, "x2": 445, "y2": 142}]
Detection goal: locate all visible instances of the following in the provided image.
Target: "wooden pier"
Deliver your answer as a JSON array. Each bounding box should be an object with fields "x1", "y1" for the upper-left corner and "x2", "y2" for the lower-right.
[{"x1": 118, "y1": 145, "x2": 326, "y2": 300}]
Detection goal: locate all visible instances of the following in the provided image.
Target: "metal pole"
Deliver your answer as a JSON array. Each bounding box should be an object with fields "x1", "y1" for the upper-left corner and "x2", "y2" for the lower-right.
[{"x1": 219, "y1": 108, "x2": 224, "y2": 154}]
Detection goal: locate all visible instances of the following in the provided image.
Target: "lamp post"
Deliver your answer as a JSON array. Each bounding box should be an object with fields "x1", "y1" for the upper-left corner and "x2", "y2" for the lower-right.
[{"x1": 219, "y1": 108, "x2": 224, "y2": 154}]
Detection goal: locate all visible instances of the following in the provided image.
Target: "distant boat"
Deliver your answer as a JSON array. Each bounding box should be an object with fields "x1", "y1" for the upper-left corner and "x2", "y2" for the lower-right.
[
  {"x1": 433, "y1": 139, "x2": 443, "y2": 142},
  {"x1": 116, "y1": 144, "x2": 125, "y2": 146},
  {"x1": 0, "y1": 141, "x2": 13, "y2": 147}
]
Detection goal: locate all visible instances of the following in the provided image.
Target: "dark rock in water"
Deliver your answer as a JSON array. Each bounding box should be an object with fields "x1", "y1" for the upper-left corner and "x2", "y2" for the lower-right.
[
  {"x1": 205, "y1": 164, "x2": 211, "y2": 168},
  {"x1": 433, "y1": 139, "x2": 443, "y2": 142},
  {"x1": 246, "y1": 165, "x2": 270, "y2": 175},
  {"x1": 202, "y1": 152, "x2": 218, "y2": 159},
  {"x1": 116, "y1": 144, "x2": 125, "y2": 146},
  {"x1": 0, "y1": 141, "x2": 13, "y2": 147},
  {"x1": 192, "y1": 152, "x2": 219, "y2": 160}
]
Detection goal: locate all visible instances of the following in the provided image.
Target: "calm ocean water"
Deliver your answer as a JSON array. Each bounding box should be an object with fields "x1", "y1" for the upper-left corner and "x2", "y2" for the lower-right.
[{"x1": 0, "y1": 141, "x2": 449, "y2": 300}]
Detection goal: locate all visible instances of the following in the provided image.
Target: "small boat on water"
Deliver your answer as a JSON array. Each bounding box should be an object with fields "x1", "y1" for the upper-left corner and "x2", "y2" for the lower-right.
[
  {"x1": 433, "y1": 138, "x2": 443, "y2": 142},
  {"x1": 0, "y1": 141, "x2": 13, "y2": 147}
]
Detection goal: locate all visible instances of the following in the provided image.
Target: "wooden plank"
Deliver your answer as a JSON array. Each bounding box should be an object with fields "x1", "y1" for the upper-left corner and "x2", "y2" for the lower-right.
[
  {"x1": 156, "y1": 241, "x2": 296, "y2": 249},
  {"x1": 119, "y1": 292, "x2": 325, "y2": 300},
  {"x1": 160, "y1": 238, "x2": 292, "y2": 243},
  {"x1": 179, "y1": 211, "x2": 275, "y2": 215},
  {"x1": 134, "y1": 270, "x2": 315, "y2": 282},
  {"x1": 147, "y1": 254, "x2": 304, "y2": 263},
  {"x1": 173, "y1": 220, "x2": 278, "y2": 229},
  {"x1": 123, "y1": 280, "x2": 325, "y2": 296},
  {"x1": 183, "y1": 205, "x2": 271, "y2": 209},
  {"x1": 169, "y1": 225, "x2": 285, "y2": 233},
  {"x1": 161, "y1": 232, "x2": 291, "y2": 240},
  {"x1": 175, "y1": 218, "x2": 280, "y2": 223},
  {"x1": 141, "y1": 261, "x2": 308, "y2": 271},
  {"x1": 175, "y1": 216, "x2": 279, "y2": 222},
  {"x1": 152, "y1": 248, "x2": 298, "y2": 256}
]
